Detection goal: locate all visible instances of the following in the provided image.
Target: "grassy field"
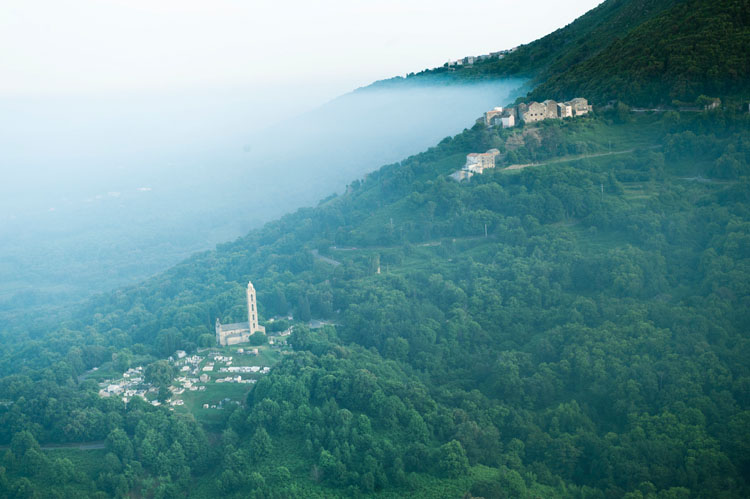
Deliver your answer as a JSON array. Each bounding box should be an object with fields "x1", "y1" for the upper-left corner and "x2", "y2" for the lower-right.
[{"x1": 176, "y1": 382, "x2": 251, "y2": 426}]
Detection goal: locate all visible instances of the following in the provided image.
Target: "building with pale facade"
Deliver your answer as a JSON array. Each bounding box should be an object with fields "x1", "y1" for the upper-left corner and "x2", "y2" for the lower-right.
[
  {"x1": 465, "y1": 149, "x2": 500, "y2": 174},
  {"x1": 484, "y1": 107, "x2": 505, "y2": 126},
  {"x1": 568, "y1": 98, "x2": 593, "y2": 116},
  {"x1": 501, "y1": 115, "x2": 515, "y2": 128},
  {"x1": 515, "y1": 97, "x2": 592, "y2": 123},
  {"x1": 557, "y1": 102, "x2": 573, "y2": 118},
  {"x1": 450, "y1": 149, "x2": 500, "y2": 181},
  {"x1": 215, "y1": 281, "x2": 266, "y2": 346}
]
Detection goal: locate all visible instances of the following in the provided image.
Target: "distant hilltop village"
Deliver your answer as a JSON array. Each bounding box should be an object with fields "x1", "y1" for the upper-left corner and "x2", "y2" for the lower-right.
[
  {"x1": 484, "y1": 97, "x2": 592, "y2": 128},
  {"x1": 450, "y1": 97, "x2": 592, "y2": 182},
  {"x1": 445, "y1": 47, "x2": 518, "y2": 67},
  {"x1": 215, "y1": 281, "x2": 266, "y2": 346}
]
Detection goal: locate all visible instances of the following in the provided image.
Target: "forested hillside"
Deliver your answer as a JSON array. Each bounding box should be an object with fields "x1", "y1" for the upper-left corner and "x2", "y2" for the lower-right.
[
  {"x1": 2, "y1": 0, "x2": 750, "y2": 496},
  {"x1": 391, "y1": 0, "x2": 750, "y2": 106},
  {"x1": 529, "y1": 0, "x2": 750, "y2": 105},
  {"x1": 1, "y1": 105, "x2": 749, "y2": 497}
]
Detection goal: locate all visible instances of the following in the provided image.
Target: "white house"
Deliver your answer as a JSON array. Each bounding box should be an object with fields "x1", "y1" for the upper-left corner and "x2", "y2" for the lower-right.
[{"x1": 501, "y1": 115, "x2": 515, "y2": 128}]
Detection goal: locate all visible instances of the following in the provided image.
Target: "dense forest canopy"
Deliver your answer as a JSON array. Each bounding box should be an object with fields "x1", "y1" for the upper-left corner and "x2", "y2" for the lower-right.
[
  {"x1": 392, "y1": 0, "x2": 750, "y2": 107},
  {"x1": 1, "y1": 105, "x2": 749, "y2": 497}
]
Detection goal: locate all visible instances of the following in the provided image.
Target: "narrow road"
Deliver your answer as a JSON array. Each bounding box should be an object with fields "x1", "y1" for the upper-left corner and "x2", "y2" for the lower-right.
[
  {"x1": 42, "y1": 441, "x2": 106, "y2": 451},
  {"x1": 0, "y1": 441, "x2": 106, "y2": 451},
  {"x1": 504, "y1": 145, "x2": 661, "y2": 171},
  {"x1": 310, "y1": 249, "x2": 341, "y2": 266},
  {"x1": 322, "y1": 235, "x2": 495, "y2": 253}
]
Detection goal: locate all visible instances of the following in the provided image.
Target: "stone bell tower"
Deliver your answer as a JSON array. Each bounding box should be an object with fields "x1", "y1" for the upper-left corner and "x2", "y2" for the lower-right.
[{"x1": 246, "y1": 281, "x2": 259, "y2": 333}]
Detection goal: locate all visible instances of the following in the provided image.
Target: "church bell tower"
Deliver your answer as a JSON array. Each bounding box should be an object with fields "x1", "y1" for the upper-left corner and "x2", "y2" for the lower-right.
[{"x1": 246, "y1": 281, "x2": 259, "y2": 333}]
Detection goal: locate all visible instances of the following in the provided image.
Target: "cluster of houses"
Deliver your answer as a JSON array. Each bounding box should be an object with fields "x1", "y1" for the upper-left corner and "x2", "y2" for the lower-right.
[
  {"x1": 100, "y1": 366, "x2": 150, "y2": 402},
  {"x1": 219, "y1": 365, "x2": 270, "y2": 374},
  {"x1": 216, "y1": 376, "x2": 256, "y2": 384},
  {"x1": 448, "y1": 97, "x2": 593, "y2": 182},
  {"x1": 98, "y1": 360, "x2": 211, "y2": 407},
  {"x1": 484, "y1": 97, "x2": 593, "y2": 128},
  {"x1": 446, "y1": 47, "x2": 518, "y2": 67},
  {"x1": 98, "y1": 347, "x2": 274, "y2": 408}
]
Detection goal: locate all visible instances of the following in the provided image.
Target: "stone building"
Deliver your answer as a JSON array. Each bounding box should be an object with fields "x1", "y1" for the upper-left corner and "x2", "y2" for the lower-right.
[
  {"x1": 517, "y1": 101, "x2": 549, "y2": 123},
  {"x1": 516, "y1": 97, "x2": 592, "y2": 123},
  {"x1": 450, "y1": 148, "x2": 501, "y2": 181},
  {"x1": 465, "y1": 149, "x2": 500, "y2": 173},
  {"x1": 568, "y1": 97, "x2": 593, "y2": 116},
  {"x1": 215, "y1": 281, "x2": 266, "y2": 346},
  {"x1": 542, "y1": 100, "x2": 559, "y2": 119},
  {"x1": 484, "y1": 107, "x2": 505, "y2": 126},
  {"x1": 485, "y1": 107, "x2": 516, "y2": 128},
  {"x1": 557, "y1": 102, "x2": 573, "y2": 118}
]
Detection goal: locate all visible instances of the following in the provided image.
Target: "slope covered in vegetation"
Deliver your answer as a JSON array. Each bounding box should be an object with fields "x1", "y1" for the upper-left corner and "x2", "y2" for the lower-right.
[
  {"x1": 392, "y1": 0, "x2": 750, "y2": 106},
  {"x1": 1, "y1": 106, "x2": 749, "y2": 497},
  {"x1": 529, "y1": 0, "x2": 750, "y2": 105}
]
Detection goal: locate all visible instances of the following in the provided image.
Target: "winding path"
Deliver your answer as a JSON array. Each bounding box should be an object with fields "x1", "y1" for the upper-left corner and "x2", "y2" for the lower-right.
[
  {"x1": 0, "y1": 441, "x2": 106, "y2": 451},
  {"x1": 504, "y1": 146, "x2": 661, "y2": 171},
  {"x1": 310, "y1": 249, "x2": 342, "y2": 266}
]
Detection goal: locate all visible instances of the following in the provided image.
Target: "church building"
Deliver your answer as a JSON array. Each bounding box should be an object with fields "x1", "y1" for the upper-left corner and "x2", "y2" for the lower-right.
[{"x1": 215, "y1": 281, "x2": 266, "y2": 346}]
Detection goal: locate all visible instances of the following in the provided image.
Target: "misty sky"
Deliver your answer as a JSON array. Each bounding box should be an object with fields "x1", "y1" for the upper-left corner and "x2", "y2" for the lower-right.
[
  {"x1": 1, "y1": 0, "x2": 606, "y2": 311},
  {"x1": 2, "y1": 0, "x2": 602, "y2": 102}
]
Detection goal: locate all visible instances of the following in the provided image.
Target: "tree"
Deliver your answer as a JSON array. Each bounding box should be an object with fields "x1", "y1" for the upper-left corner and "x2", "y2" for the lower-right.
[
  {"x1": 157, "y1": 385, "x2": 171, "y2": 404},
  {"x1": 437, "y1": 440, "x2": 469, "y2": 478},
  {"x1": 106, "y1": 428, "x2": 134, "y2": 461},
  {"x1": 248, "y1": 332, "x2": 268, "y2": 346},
  {"x1": 113, "y1": 349, "x2": 133, "y2": 373},
  {"x1": 145, "y1": 361, "x2": 174, "y2": 388},
  {"x1": 10, "y1": 431, "x2": 40, "y2": 458},
  {"x1": 297, "y1": 295, "x2": 312, "y2": 322},
  {"x1": 198, "y1": 334, "x2": 215, "y2": 348},
  {"x1": 250, "y1": 427, "x2": 273, "y2": 461},
  {"x1": 11, "y1": 477, "x2": 35, "y2": 499}
]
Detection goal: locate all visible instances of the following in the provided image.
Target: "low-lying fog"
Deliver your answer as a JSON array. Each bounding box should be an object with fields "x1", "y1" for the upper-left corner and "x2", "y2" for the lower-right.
[{"x1": 0, "y1": 78, "x2": 523, "y2": 318}]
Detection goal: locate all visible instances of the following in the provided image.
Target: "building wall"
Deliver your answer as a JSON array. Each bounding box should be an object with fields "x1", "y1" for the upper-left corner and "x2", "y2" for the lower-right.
[
  {"x1": 519, "y1": 102, "x2": 548, "y2": 123},
  {"x1": 501, "y1": 115, "x2": 515, "y2": 128},
  {"x1": 557, "y1": 103, "x2": 573, "y2": 118},
  {"x1": 515, "y1": 98, "x2": 589, "y2": 123},
  {"x1": 225, "y1": 333, "x2": 250, "y2": 346},
  {"x1": 484, "y1": 108, "x2": 504, "y2": 126},
  {"x1": 543, "y1": 100, "x2": 558, "y2": 119},
  {"x1": 247, "y1": 282, "x2": 258, "y2": 332},
  {"x1": 465, "y1": 154, "x2": 481, "y2": 168},
  {"x1": 569, "y1": 98, "x2": 592, "y2": 115}
]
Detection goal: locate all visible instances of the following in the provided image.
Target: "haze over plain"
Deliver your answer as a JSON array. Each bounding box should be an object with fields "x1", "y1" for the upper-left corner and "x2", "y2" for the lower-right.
[{"x1": 0, "y1": 0, "x2": 602, "y2": 312}]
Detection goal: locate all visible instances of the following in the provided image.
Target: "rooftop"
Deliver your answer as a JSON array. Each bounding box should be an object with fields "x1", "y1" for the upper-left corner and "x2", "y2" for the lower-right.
[{"x1": 217, "y1": 321, "x2": 250, "y2": 333}]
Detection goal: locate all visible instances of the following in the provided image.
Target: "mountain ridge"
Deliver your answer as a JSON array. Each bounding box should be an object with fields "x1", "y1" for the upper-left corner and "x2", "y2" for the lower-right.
[{"x1": 379, "y1": 0, "x2": 749, "y2": 106}]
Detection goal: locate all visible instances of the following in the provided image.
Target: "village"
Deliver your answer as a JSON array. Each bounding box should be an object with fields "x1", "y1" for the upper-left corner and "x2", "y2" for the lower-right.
[
  {"x1": 97, "y1": 285, "x2": 296, "y2": 416},
  {"x1": 450, "y1": 97, "x2": 593, "y2": 181},
  {"x1": 96, "y1": 344, "x2": 284, "y2": 411},
  {"x1": 444, "y1": 47, "x2": 518, "y2": 67},
  {"x1": 483, "y1": 97, "x2": 593, "y2": 129}
]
